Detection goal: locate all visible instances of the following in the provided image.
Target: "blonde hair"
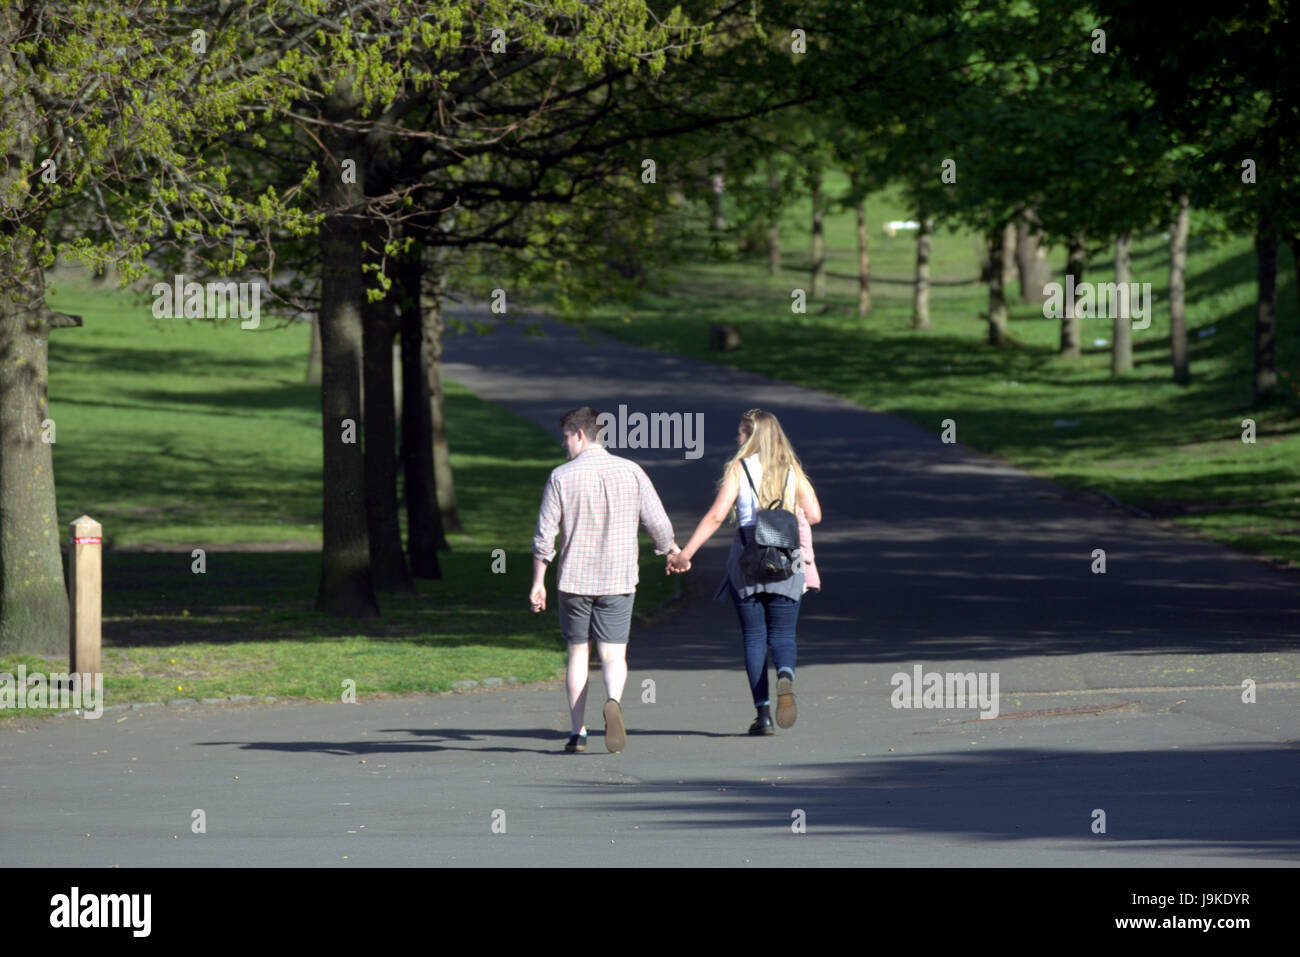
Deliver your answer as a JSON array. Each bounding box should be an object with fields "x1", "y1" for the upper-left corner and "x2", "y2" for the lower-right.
[{"x1": 723, "y1": 409, "x2": 811, "y2": 518}]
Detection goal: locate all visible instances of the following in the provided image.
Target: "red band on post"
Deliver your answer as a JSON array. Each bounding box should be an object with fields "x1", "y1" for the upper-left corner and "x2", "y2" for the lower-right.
[{"x1": 72, "y1": 536, "x2": 102, "y2": 545}]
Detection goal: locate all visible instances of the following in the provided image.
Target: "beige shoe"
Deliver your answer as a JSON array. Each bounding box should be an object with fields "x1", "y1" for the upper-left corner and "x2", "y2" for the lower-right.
[
  {"x1": 603, "y1": 698, "x2": 626, "y2": 753},
  {"x1": 775, "y1": 673, "x2": 797, "y2": 729}
]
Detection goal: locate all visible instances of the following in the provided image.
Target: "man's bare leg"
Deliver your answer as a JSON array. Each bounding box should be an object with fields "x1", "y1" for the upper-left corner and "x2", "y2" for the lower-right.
[
  {"x1": 598, "y1": 640, "x2": 628, "y2": 702},
  {"x1": 566, "y1": 639, "x2": 590, "y2": 735},
  {"x1": 598, "y1": 640, "x2": 629, "y2": 752}
]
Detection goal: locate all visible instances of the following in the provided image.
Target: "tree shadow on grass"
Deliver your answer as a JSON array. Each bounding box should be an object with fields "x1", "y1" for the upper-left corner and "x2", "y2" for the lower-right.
[
  {"x1": 98, "y1": 547, "x2": 660, "y2": 650},
  {"x1": 51, "y1": 341, "x2": 297, "y2": 377}
]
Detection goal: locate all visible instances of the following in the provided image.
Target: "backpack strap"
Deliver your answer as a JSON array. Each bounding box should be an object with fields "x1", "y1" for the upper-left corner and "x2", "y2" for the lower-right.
[
  {"x1": 740, "y1": 458, "x2": 760, "y2": 498},
  {"x1": 740, "y1": 458, "x2": 776, "y2": 511}
]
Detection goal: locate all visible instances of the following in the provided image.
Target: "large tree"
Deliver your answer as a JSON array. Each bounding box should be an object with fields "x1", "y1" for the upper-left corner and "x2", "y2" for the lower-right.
[
  {"x1": 209, "y1": 0, "x2": 706, "y2": 615},
  {"x1": 0, "y1": 0, "x2": 314, "y2": 654},
  {"x1": 1095, "y1": 1, "x2": 1300, "y2": 402}
]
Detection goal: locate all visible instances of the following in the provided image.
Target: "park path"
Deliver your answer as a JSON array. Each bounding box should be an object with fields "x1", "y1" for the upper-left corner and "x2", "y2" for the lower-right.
[{"x1": 2, "y1": 304, "x2": 1297, "y2": 867}]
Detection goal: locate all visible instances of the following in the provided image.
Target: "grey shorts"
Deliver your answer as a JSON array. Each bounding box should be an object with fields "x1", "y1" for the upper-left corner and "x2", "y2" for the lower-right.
[{"x1": 558, "y1": 591, "x2": 635, "y2": 645}]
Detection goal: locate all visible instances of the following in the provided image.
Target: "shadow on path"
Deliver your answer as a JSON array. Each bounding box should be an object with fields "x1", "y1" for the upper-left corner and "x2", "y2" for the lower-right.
[
  {"x1": 443, "y1": 311, "x2": 1300, "y2": 669},
  {"x1": 196, "y1": 725, "x2": 738, "y2": 757},
  {"x1": 537, "y1": 744, "x2": 1300, "y2": 859}
]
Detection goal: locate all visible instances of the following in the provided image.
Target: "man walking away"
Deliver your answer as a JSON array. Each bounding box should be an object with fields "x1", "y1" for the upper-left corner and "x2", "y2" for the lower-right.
[{"x1": 531, "y1": 406, "x2": 681, "y2": 753}]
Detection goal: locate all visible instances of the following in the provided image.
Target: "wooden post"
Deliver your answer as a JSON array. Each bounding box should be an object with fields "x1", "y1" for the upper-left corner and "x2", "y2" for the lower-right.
[{"x1": 68, "y1": 515, "x2": 102, "y2": 677}]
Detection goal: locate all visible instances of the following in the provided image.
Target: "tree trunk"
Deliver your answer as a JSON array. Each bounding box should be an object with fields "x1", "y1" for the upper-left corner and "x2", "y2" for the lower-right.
[
  {"x1": 912, "y1": 216, "x2": 932, "y2": 330},
  {"x1": 1254, "y1": 210, "x2": 1278, "y2": 404},
  {"x1": 0, "y1": 56, "x2": 68, "y2": 655},
  {"x1": 315, "y1": 114, "x2": 379, "y2": 617},
  {"x1": 1287, "y1": 234, "x2": 1300, "y2": 349},
  {"x1": 767, "y1": 163, "x2": 781, "y2": 276},
  {"x1": 1112, "y1": 234, "x2": 1133, "y2": 376},
  {"x1": 392, "y1": 340, "x2": 403, "y2": 426},
  {"x1": 398, "y1": 253, "x2": 445, "y2": 576},
  {"x1": 306, "y1": 315, "x2": 322, "y2": 385},
  {"x1": 1015, "y1": 203, "x2": 1051, "y2": 304},
  {"x1": 810, "y1": 164, "x2": 825, "y2": 299},
  {"x1": 0, "y1": 55, "x2": 68, "y2": 655},
  {"x1": 0, "y1": 251, "x2": 70, "y2": 655},
  {"x1": 709, "y1": 167, "x2": 725, "y2": 231},
  {"x1": 856, "y1": 196, "x2": 871, "y2": 317},
  {"x1": 1169, "y1": 193, "x2": 1191, "y2": 384},
  {"x1": 362, "y1": 256, "x2": 416, "y2": 595},
  {"x1": 1060, "y1": 235, "x2": 1085, "y2": 358},
  {"x1": 422, "y1": 249, "x2": 462, "y2": 536},
  {"x1": 988, "y1": 221, "x2": 1009, "y2": 346},
  {"x1": 1001, "y1": 219, "x2": 1017, "y2": 291}
]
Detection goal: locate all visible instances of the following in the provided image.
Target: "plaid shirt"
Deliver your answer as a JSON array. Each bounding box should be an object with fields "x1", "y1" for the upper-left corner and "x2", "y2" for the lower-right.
[{"x1": 532, "y1": 446, "x2": 674, "y2": 595}]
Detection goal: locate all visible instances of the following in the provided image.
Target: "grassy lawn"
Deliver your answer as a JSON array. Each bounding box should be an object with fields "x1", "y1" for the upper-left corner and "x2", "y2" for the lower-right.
[
  {"x1": 567, "y1": 177, "x2": 1300, "y2": 568},
  {"x1": 0, "y1": 270, "x2": 675, "y2": 723}
]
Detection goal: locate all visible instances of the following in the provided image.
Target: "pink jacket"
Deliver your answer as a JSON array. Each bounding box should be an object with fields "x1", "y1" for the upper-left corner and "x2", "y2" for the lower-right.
[{"x1": 797, "y1": 507, "x2": 820, "y2": 592}]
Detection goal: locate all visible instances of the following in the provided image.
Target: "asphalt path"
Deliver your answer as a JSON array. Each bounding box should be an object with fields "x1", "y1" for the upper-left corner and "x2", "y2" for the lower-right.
[{"x1": 4, "y1": 305, "x2": 1298, "y2": 867}]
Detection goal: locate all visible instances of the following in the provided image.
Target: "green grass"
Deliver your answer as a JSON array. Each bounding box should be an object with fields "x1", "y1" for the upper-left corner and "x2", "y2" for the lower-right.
[
  {"x1": 565, "y1": 176, "x2": 1300, "y2": 567},
  {"x1": 1, "y1": 269, "x2": 675, "y2": 722}
]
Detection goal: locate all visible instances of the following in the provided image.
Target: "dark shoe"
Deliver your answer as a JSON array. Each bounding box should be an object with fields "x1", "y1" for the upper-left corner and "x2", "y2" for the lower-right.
[
  {"x1": 603, "y1": 699, "x2": 625, "y2": 753},
  {"x1": 748, "y1": 706, "x2": 775, "y2": 736},
  {"x1": 775, "y1": 673, "x2": 797, "y2": 729},
  {"x1": 565, "y1": 732, "x2": 587, "y2": 753}
]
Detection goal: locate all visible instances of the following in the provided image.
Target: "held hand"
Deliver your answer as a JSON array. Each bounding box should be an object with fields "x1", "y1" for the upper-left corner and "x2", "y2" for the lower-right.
[
  {"x1": 529, "y1": 584, "x2": 546, "y2": 612},
  {"x1": 667, "y1": 550, "x2": 692, "y2": 574}
]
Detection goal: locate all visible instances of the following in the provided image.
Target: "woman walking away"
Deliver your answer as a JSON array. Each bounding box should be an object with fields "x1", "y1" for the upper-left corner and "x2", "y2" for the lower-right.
[{"x1": 668, "y1": 409, "x2": 821, "y2": 734}]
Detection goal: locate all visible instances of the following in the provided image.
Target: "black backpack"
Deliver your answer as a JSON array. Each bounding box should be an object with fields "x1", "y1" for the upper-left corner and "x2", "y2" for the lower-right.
[{"x1": 738, "y1": 460, "x2": 799, "y2": 583}]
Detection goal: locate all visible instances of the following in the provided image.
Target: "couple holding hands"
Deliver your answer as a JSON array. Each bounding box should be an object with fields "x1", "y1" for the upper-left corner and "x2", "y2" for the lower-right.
[{"x1": 531, "y1": 406, "x2": 821, "y2": 753}]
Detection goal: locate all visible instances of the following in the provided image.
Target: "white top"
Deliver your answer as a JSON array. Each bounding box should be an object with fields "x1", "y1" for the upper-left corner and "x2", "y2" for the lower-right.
[{"x1": 736, "y1": 454, "x2": 794, "y2": 526}]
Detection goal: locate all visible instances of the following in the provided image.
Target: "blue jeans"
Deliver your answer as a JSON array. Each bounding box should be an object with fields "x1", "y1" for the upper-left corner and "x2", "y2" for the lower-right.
[{"x1": 730, "y1": 586, "x2": 800, "y2": 706}]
